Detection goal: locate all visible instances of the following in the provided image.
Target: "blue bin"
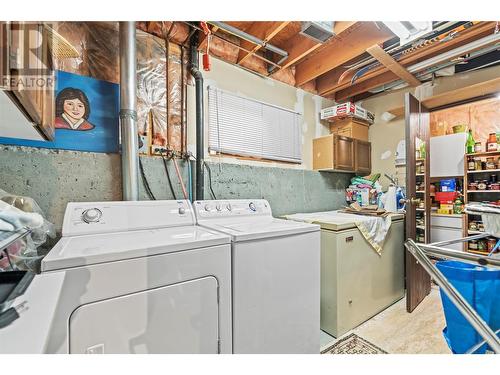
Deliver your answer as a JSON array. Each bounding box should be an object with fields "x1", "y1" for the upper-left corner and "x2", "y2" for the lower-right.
[{"x1": 436, "y1": 261, "x2": 500, "y2": 354}]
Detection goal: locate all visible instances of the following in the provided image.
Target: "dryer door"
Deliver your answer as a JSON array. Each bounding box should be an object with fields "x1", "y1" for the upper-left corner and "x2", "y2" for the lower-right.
[{"x1": 69, "y1": 277, "x2": 220, "y2": 353}]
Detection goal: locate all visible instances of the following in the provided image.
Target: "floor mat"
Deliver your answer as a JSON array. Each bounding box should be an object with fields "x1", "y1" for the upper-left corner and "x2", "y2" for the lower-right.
[{"x1": 321, "y1": 333, "x2": 388, "y2": 354}]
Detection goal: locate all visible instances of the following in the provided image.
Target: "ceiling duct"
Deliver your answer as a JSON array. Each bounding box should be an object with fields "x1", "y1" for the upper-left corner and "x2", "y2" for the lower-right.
[
  {"x1": 383, "y1": 21, "x2": 433, "y2": 46},
  {"x1": 300, "y1": 22, "x2": 335, "y2": 43}
]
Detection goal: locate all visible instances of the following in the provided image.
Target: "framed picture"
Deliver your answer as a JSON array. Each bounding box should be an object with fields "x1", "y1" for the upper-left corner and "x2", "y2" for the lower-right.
[{"x1": 0, "y1": 70, "x2": 120, "y2": 153}]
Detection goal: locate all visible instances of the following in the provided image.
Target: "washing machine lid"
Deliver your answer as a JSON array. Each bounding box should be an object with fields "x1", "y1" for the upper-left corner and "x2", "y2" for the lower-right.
[
  {"x1": 202, "y1": 217, "x2": 319, "y2": 242},
  {"x1": 42, "y1": 226, "x2": 230, "y2": 272}
]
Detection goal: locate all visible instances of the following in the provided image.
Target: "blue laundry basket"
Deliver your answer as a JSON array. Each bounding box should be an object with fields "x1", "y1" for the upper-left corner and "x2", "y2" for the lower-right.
[{"x1": 436, "y1": 260, "x2": 500, "y2": 354}]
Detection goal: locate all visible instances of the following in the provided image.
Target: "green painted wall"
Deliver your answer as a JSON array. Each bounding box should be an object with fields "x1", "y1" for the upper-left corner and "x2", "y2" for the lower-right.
[{"x1": 0, "y1": 145, "x2": 351, "y2": 233}]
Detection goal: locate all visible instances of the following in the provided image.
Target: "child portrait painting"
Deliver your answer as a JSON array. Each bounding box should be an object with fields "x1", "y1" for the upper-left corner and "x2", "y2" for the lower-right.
[{"x1": 54, "y1": 87, "x2": 95, "y2": 131}]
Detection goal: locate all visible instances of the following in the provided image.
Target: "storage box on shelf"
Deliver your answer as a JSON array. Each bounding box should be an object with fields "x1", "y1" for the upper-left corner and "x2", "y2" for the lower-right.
[{"x1": 329, "y1": 118, "x2": 370, "y2": 142}]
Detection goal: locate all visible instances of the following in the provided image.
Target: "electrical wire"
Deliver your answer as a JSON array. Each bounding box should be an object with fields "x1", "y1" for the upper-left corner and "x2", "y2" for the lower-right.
[
  {"x1": 139, "y1": 157, "x2": 156, "y2": 200},
  {"x1": 203, "y1": 161, "x2": 217, "y2": 200},
  {"x1": 189, "y1": 154, "x2": 218, "y2": 200},
  {"x1": 161, "y1": 152, "x2": 177, "y2": 200}
]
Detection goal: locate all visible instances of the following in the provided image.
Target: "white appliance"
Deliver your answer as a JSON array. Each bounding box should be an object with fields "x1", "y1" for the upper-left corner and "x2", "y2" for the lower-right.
[
  {"x1": 430, "y1": 133, "x2": 467, "y2": 177},
  {"x1": 193, "y1": 199, "x2": 320, "y2": 354},
  {"x1": 284, "y1": 211, "x2": 405, "y2": 338},
  {"x1": 430, "y1": 214, "x2": 464, "y2": 251},
  {"x1": 40, "y1": 200, "x2": 232, "y2": 354}
]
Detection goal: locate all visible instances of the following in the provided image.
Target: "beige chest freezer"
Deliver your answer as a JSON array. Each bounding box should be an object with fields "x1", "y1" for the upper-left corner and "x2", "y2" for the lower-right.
[{"x1": 284, "y1": 211, "x2": 405, "y2": 337}]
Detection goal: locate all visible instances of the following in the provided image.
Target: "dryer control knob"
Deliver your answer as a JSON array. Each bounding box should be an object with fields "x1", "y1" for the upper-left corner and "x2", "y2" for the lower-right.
[
  {"x1": 216, "y1": 204, "x2": 222, "y2": 211},
  {"x1": 204, "y1": 204, "x2": 211, "y2": 212},
  {"x1": 82, "y1": 208, "x2": 102, "y2": 223},
  {"x1": 178, "y1": 207, "x2": 186, "y2": 215},
  {"x1": 226, "y1": 204, "x2": 232, "y2": 211},
  {"x1": 249, "y1": 202, "x2": 256, "y2": 212}
]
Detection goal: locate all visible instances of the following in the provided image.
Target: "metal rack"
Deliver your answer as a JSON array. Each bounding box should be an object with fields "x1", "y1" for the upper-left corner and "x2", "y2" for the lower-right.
[{"x1": 405, "y1": 234, "x2": 500, "y2": 354}]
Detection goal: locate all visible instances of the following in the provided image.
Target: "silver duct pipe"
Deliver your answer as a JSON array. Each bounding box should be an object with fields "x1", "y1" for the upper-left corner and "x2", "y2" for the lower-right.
[
  {"x1": 208, "y1": 21, "x2": 289, "y2": 58},
  {"x1": 119, "y1": 22, "x2": 139, "y2": 201}
]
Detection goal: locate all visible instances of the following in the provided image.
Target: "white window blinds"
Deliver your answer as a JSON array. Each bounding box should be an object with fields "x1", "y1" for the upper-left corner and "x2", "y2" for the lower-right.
[{"x1": 208, "y1": 86, "x2": 302, "y2": 163}]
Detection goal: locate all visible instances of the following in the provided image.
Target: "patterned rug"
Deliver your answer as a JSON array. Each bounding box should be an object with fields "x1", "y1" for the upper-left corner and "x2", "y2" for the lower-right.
[{"x1": 321, "y1": 333, "x2": 388, "y2": 354}]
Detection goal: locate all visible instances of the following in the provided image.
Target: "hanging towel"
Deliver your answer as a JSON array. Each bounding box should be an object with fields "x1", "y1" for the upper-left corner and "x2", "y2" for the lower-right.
[{"x1": 283, "y1": 211, "x2": 393, "y2": 255}]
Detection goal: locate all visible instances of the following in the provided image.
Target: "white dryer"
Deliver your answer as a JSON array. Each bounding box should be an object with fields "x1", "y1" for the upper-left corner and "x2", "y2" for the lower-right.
[
  {"x1": 41, "y1": 200, "x2": 232, "y2": 354},
  {"x1": 194, "y1": 199, "x2": 320, "y2": 354}
]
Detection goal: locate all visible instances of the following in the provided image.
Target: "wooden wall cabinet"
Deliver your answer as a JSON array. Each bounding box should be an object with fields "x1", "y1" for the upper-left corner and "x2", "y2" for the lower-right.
[
  {"x1": 313, "y1": 134, "x2": 371, "y2": 174},
  {"x1": 1, "y1": 22, "x2": 55, "y2": 140},
  {"x1": 354, "y1": 139, "x2": 371, "y2": 175}
]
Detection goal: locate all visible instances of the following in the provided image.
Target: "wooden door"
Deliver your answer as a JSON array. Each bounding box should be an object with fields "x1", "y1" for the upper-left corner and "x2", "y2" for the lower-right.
[
  {"x1": 405, "y1": 93, "x2": 431, "y2": 313},
  {"x1": 334, "y1": 135, "x2": 355, "y2": 171},
  {"x1": 355, "y1": 139, "x2": 371, "y2": 175}
]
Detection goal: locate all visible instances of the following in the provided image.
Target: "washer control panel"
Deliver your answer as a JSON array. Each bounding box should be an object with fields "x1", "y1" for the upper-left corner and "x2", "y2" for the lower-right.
[
  {"x1": 62, "y1": 200, "x2": 194, "y2": 236},
  {"x1": 194, "y1": 199, "x2": 272, "y2": 220}
]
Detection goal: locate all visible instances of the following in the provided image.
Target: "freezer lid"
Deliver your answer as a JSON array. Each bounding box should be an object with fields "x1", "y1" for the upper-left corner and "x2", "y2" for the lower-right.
[
  {"x1": 42, "y1": 226, "x2": 230, "y2": 272},
  {"x1": 283, "y1": 210, "x2": 404, "y2": 231},
  {"x1": 201, "y1": 217, "x2": 319, "y2": 242}
]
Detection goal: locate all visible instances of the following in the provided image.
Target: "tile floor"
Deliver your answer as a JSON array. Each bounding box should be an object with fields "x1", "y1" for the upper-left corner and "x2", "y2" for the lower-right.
[{"x1": 321, "y1": 286, "x2": 451, "y2": 354}]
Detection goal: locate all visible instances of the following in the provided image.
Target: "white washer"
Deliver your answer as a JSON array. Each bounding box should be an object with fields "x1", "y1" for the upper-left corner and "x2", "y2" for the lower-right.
[
  {"x1": 41, "y1": 200, "x2": 232, "y2": 354},
  {"x1": 194, "y1": 199, "x2": 320, "y2": 354}
]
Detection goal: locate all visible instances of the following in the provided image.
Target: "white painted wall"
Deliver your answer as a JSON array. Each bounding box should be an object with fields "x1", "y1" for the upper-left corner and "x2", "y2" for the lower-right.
[{"x1": 186, "y1": 56, "x2": 333, "y2": 170}]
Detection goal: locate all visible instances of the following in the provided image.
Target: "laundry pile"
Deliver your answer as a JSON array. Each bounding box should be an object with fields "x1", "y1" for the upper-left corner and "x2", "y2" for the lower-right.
[{"x1": 0, "y1": 190, "x2": 54, "y2": 272}]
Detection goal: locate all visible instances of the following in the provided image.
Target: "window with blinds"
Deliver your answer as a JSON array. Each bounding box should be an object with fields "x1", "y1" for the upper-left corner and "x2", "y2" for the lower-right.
[{"x1": 207, "y1": 86, "x2": 302, "y2": 163}]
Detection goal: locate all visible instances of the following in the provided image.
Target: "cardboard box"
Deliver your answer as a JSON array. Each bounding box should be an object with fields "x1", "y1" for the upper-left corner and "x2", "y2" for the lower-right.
[
  {"x1": 330, "y1": 118, "x2": 369, "y2": 141},
  {"x1": 321, "y1": 102, "x2": 375, "y2": 124}
]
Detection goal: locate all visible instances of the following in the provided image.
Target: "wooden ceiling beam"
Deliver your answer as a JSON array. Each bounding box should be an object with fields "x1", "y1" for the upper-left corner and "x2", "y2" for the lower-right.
[
  {"x1": 366, "y1": 44, "x2": 421, "y2": 86},
  {"x1": 294, "y1": 22, "x2": 394, "y2": 86},
  {"x1": 387, "y1": 77, "x2": 500, "y2": 118},
  {"x1": 237, "y1": 21, "x2": 290, "y2": 65},
  {"x1": 272, "y1": 21, "x2": 357, "y2": 74},
  {"x1": 319, "y1": 21, "x2": 497, "y2": 98}
]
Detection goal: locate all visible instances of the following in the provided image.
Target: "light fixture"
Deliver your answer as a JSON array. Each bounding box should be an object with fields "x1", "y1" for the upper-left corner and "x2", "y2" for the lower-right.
[{"x1": 383, "y1": 21, "x2": 433, "y2": 46}]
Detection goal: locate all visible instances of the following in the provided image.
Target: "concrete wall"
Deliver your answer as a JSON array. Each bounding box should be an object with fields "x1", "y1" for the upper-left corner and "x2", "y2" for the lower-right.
[
  {"x1": 0, "y1": 145, "x2": 350, "y2": 233},
  {"x1": 362, "y1": 65, "x2": 500, "y2": 189}
]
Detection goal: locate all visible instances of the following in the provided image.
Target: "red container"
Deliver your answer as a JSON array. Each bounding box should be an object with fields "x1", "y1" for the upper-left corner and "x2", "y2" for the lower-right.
[{"x1": 435, "y1": 191, "x2": 459, "y2": 203}]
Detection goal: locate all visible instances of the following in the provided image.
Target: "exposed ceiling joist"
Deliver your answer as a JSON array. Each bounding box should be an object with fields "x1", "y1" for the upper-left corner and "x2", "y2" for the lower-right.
[
  {"x1": 387, "y1": 76, "x2": 500, "y2": 118},
  {"x1": 237, "y1": 21, "x2": 290, "y2": 65},
  {"x1": 366, "y1": 44, "x2": 421, "y2": 87},
  {"x1": 320, "y1": 21, "x2": 497, "y2": 99},
  {"x1": 272, "y1": 21, "x2": 357, "y2": 74},
  {"x1": 294, "y1": 22, "x2": 394, "y2": 86},
  {"x1": 198, "y1": 25, "x2": 218, "y2": 50}
]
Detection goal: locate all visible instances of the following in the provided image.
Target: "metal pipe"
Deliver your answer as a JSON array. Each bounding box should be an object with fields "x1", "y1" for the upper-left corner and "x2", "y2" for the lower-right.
[
  {"x1": 406, "y1": 240, "x2": 500, "y2": 353},
  {"x1": 208, "y1": 21, "x2": 288, "y2": 58},
  {"x1": 189, "y1": 30, "x2": 204, "y2": 200},
  {"x1": 419, "y1": 244, "x2": 500, "y2": 268},
  {"x1": 119, "y1": 21, "x2": 139, "y2": 201}
]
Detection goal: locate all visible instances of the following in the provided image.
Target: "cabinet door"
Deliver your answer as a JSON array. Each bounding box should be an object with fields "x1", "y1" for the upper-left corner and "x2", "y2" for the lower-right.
[
  {"x1": 7, "y1": 22, "x2": 55, "y2": 140},
  {"x1": 333, "y1": 135, "x2": 355, "y2": 171},
  {"x1": 355, "y1": 139, "x2": 371, "y2": 175}
]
